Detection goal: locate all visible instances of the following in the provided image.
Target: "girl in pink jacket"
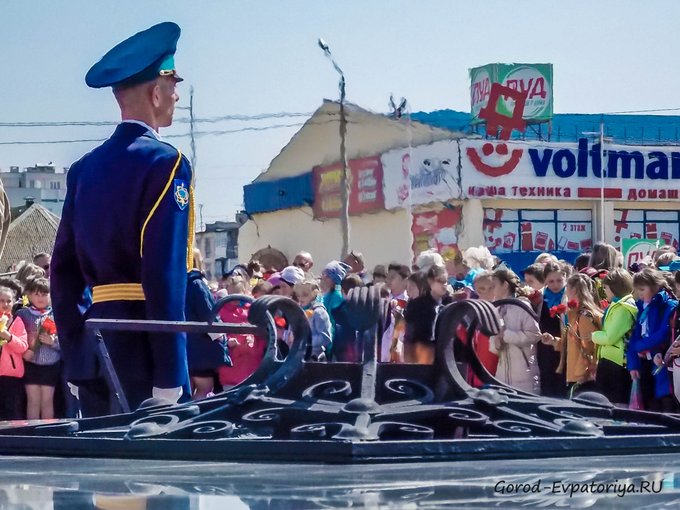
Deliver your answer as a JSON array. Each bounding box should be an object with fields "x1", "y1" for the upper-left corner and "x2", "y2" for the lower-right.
[{"x1": 0, "y1": 285, "x2": 28, "y2": 420}]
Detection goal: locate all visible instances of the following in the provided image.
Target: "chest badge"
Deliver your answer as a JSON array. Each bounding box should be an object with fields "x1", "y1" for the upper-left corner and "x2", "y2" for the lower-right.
[{"x1": 173, "y1": 179, "x2": 189, "y2": 210}]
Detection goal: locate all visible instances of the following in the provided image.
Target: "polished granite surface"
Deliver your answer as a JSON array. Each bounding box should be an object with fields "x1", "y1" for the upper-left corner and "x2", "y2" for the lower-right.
[{"x1": 0, "y1": 452, "x2": 678, "y2": 508}]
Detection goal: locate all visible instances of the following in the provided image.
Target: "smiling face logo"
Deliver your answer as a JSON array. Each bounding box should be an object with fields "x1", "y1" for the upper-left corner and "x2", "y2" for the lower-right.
[{"x1": 466, "y1": 142, "x2": 523, "y2": 177}]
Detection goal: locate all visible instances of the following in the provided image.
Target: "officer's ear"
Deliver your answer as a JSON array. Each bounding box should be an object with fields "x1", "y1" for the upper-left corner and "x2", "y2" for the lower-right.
[{"x1": 150, "y1": 80, "x2": 163, "y2": 109}]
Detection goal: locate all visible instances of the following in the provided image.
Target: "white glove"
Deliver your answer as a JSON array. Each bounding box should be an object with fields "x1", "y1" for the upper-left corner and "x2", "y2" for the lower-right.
[{"x1": 152, "y1": 386, "x2": 183, "y2": 403}]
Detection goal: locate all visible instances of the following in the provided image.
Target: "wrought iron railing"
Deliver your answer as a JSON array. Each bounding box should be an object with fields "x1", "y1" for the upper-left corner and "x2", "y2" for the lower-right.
[{"x1": 0, "y1": 288, "x2": 678, "y2": 462}]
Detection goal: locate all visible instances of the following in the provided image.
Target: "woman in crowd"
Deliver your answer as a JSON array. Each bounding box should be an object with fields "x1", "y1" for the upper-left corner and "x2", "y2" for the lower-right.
[
  {"x1": 406, "y1": 271, "x2": 430, "y2": 301},
  {"x1": 403, "y1": 265, "x2": 451, "y2": 364},
  {"x1": 588, "y1": 242, "x2": 618, "y2": 271},
  {"x1": 627, "y1": 268, "x2": 678, "y2": 412},
  {"x1": 489, "y1": 268, "x2": 541, "y2": 394},
  {"x1": 592, "y1": 269, "x2": 637, "y2": 405}
]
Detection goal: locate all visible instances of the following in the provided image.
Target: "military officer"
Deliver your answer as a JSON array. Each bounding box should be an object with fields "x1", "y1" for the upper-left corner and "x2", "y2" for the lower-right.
[{"x1": 51, "y1": 22, "x2": 194, "y2": 415}]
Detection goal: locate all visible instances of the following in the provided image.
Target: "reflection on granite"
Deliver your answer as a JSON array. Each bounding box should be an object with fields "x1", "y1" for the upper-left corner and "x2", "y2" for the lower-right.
[{"x1": 0, "y1": 452, "x2": 679, "y2": 508}]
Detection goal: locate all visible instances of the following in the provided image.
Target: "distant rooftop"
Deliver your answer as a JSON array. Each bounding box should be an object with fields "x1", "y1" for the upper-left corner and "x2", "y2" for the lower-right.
[{"x1": 411, "y1": 110, "x2": 680, "y2": 146}]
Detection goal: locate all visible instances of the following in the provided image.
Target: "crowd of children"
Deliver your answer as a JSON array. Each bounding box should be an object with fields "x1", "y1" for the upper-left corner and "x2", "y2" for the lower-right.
[
  {"x1": 6, "y1": 241, "x2": 680, "y2": 420},
  {"x1": 457, "y1": 243, "x2": 680, "y2": 410},
  {"x1": 194, "y1": 242, "x2": 680, "y2": 412},
  {"x1": 0, "y1": 260, "x2": 62, "y2": 422}
]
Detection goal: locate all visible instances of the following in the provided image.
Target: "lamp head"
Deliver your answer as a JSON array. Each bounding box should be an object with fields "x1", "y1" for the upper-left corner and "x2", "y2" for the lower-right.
[{"x1": 318, "y1": 38, "x2": 329, "y2": 52}]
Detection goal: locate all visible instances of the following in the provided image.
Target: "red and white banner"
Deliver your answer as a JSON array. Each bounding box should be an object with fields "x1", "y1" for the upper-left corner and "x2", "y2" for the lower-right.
[{"x1": 313, "y1": 156, "x2": 385, "y2": 219}]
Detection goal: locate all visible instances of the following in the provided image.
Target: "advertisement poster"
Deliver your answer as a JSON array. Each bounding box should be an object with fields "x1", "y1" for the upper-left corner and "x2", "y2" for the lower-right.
[
  {"x1": 622, "y1": 238, "x2": 665, "y2": 268},
  {"x1": 411, "y1": 205, "x2": 461, "y2": 260},
  {"x1": 312, "y1": 156, "x2": 385, "y2": 219},
  {"x1": 470, "y1": 63, "x2": 553, "y2": 124},
  {"x1": 380, "y1": 140, "x2": 462, "y2": 210}
]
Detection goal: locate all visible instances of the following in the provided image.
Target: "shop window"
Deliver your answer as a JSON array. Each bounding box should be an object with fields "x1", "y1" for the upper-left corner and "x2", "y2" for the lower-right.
[
  {"x1": 484, "y1": 209, "x2": 592, "y2": 253},
  {"x1": 614, "y1": 209, "x2": 679, "y2": 250}
]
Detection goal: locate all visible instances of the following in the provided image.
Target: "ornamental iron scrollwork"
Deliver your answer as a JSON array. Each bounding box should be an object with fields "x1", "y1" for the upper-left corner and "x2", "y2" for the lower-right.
[{"x1": 0, "y1": 289, "x2": 680, "y2": 462}]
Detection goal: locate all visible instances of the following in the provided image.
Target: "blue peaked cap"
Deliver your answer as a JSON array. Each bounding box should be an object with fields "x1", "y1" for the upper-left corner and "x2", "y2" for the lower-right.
[{"x1": 86, "y1": 22, "x2": 183, "y2": 88}]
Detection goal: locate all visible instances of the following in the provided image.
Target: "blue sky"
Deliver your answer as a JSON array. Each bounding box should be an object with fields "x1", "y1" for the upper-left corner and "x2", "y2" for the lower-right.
[{"x1": 2, "y1": 1, "x2": 679, "y2": 223}]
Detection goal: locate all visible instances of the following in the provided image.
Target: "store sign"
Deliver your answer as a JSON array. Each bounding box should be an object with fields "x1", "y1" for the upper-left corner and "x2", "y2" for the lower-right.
[
  {"x1": 382, "y1": 139, "x2": 680, "y2": 208},
  {"x1": 622, "y1": 238, "x2": 665, "y2": 268},
  {"x1": 312, "y1": 156, "x2": 385, "y2": 219},
  {"x1": 470, "y1": 63, "x2": 553, "y2": 124},
  {"x1": 462, "y1": 138, "x2": 680, "y2": 202}
]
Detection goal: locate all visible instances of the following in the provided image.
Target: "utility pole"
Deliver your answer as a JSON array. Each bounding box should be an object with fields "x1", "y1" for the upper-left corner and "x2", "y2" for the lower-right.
[
  {"x1": 583, "y1": 122, "x2": 607, "y2": 243},
  {"x1": 318, "y1": 38, "x2": 350, "y2": 259},
  {"x1": 199, "y1": 203, "x2": 205, "y2": 232},
  {"x1": 599, "y1": 118, "x2": 605, "y2": 243},
  {"x1": 189, "y1": 86, "x2": 197, "y2": 173}
]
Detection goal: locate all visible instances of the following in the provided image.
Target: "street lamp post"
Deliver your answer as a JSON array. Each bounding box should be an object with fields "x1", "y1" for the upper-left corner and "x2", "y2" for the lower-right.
[
  {"x1": 583, "y1": 121, "x2": 608, "y2": 243},
  {"x1": 318, "y1": 38, "x2": 350, "y2": 259}
]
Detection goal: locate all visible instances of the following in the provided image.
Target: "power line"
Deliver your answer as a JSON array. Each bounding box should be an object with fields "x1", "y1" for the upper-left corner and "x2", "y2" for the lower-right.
[
  {"x1": 0, "y1": 111, "x2": 315, "y2": 128},
  {"x1": 0, "y1": 119, "x2": 341, "y2": 145},
  {"x1": 599, "y1": 107, "x2": 680, "y2": 115}
]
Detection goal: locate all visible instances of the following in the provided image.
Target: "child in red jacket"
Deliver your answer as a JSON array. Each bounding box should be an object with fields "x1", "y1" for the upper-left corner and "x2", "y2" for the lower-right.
[{"x1": 0, "y1": 285, "x2": 28, "y2": 420}]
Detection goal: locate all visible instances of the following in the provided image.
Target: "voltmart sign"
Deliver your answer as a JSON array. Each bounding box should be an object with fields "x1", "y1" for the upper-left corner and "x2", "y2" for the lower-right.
[
  {"x1": 380, "y1": 138, "x2": 680, "y2": 209},
  {"x1": 463, "y1": 138, "x2": 680, "y2": 201},
  {"x1": 470, "y1": 63, "x2": 553, "y2": 124}
]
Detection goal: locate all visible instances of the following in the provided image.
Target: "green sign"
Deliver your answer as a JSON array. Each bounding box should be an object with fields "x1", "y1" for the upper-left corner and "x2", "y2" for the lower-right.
[
  {"x1": 622, "y1": 238, "x2": 665, "y2": 268},
  {"x1": 470, "y1": 63, "x2": 553, "y2": 124}
]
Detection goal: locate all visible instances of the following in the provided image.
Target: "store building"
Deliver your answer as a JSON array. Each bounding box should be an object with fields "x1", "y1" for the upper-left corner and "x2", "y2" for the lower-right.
[
  {"x1": 0, "y1": 164, "x2": 68, "y2": 217},
  {"x1": 240, "y1": 102, "x2": 680, "y2": 273},
  {"x1": 239, "y1": 100, "x2": 462, "y2": 268},
  {"x1": 195, "y1": 217, "x2": 244, "y2": 281}
]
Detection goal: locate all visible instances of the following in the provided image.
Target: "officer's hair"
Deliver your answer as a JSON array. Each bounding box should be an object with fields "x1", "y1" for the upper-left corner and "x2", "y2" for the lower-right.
[{"x1": 24, "y1": 277, "x2": 49, "y2": 295}]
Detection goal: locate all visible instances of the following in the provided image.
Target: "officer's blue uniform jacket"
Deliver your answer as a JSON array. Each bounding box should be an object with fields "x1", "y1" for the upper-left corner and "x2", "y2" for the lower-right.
[{"x1": 51, "y1": 122, "x2": 193, "y2": 407}]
